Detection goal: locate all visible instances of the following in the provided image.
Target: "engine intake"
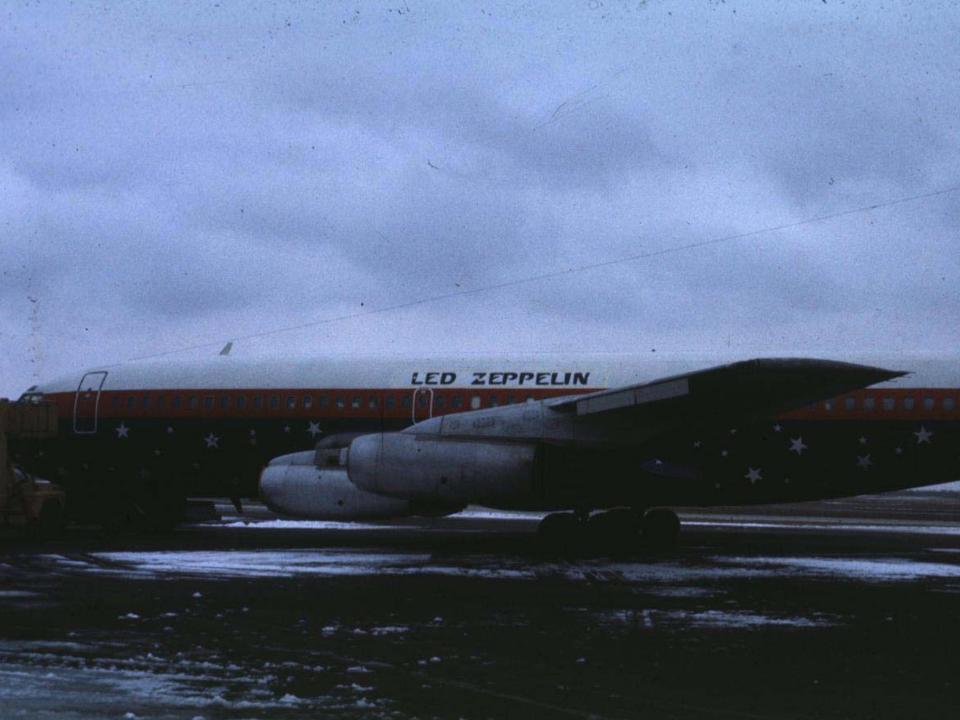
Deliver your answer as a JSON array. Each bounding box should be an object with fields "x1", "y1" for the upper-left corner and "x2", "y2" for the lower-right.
[
  {"x1": 259, "y1": 450, "x2": 413, "y2": 520},
  {"x1": 347, "y1": 433, "x2": 540, "y2": 505}
]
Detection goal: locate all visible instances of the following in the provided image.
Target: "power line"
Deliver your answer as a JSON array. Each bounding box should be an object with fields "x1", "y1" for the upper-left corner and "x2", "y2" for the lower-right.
[{"x1": 126, "y1": 183, "x2": 960, "y2": 362}]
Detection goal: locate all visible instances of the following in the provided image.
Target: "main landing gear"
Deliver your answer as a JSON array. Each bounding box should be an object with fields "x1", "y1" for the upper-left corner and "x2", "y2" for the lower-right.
[{"x1": 536, "y1": 507, "x2": 681, "y2": 552}]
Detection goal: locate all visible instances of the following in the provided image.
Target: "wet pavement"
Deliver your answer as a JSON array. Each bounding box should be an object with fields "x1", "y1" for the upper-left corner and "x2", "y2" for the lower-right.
[{"x1": 1, "y1": 495, "x2": 959, "y2": 719}]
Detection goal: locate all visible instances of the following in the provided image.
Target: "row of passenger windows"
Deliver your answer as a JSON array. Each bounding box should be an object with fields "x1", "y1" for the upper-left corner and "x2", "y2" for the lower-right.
[
  {"x1": 824, "y1": 396, "x2": 956, "y2": 412},
  {"x1": 109, "y1": 392, "x2": 535, "y2": 412}
]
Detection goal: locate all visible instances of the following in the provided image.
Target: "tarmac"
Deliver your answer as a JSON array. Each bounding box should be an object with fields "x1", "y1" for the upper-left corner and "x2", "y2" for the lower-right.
[{"x1": 1, "y1": 491, "x2": 959, "y2": 719}]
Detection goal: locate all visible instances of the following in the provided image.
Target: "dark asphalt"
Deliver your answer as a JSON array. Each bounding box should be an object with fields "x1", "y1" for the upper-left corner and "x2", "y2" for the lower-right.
[{"x1": 1, "y1": 493, "x2": 959, "y2": 719}]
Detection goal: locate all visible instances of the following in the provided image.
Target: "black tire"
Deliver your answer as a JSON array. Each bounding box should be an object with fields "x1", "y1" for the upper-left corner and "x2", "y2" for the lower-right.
[
  {"x1": 641, "y1": 508, "x2": 681, "y2": 548},
  {"x1": 536, "y1": 512, "x2": 582, "y2": 549},
  {"x1": 585, "y1": 508, "x2": 641, "y2": 551}
]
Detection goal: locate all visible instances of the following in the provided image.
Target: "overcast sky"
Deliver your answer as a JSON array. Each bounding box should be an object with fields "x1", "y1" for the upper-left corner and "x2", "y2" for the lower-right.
[{"x1": 2, "y1": 0, "x2": 959, "y2": 395}]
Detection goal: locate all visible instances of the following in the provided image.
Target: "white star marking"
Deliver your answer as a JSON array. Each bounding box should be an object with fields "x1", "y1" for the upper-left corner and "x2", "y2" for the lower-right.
[
  {"x1": 115, "y1": 423, "x2": 129, "y2": 439},
  {"x1": 720, "y1": 450, "x2": 729, "y2": 458},
  {"x1": 693, "y1": 440, "x2": 702, "y2": 449},
  {"x1": 249, "y1": 429, "x2": 256, "y2": 436},
  {"x1": 283, "y1": 425, "x2": 291, "y2": 434},
  {"x1": 153, "y1": 449, "x2": 161, "y2": 456},
  {"x1": 744, "y1": 467, "x2": 762, "y2": 484},
  {"x1": 914, "y1": 426, "x2": 933, "y2": 444},
  {"x1": 784, "y1": 477, "x2": 791, "y2": 484},
  {"x1": 789, "y1": 437, "x2": 807, "y2": 456},
  {"x1": 895, "y1": 447, "x2": 903, "y2": 455},
  {"x1": 307, "y1": 421, "x2": 322, "y2": 438},
  {"x1": 773, "y1": 424, "x2": 782, "y2": 433},
  {"x1": 204, "y1": 433, "x2": 220, "y2": 449},
  {"x1": 857, "y1": 454, "x2": 872, "y2": 470},
  {"x1": 165, "y1": 426, "x2": 174, "y2": 434},
  {"x1": 729, "y1": 428, "x2": 738, "y2": 435},
  {"x1": 858, "y1": 436, "x2": 868, "y2": 445}
]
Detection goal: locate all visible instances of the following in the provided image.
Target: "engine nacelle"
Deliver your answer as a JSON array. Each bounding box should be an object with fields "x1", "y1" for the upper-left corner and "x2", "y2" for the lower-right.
[
  {"x1": 347, "y1": 432, "x2": 540, "y2": 505},
  {"x1": 259, "y1": 450, "x2": 413, "y2": 520}
]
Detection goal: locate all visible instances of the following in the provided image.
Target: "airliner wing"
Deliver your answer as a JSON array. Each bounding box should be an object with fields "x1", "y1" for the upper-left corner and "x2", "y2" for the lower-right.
[{"x1": 546, "y1": 358, "x2": 905, "y2": 421}]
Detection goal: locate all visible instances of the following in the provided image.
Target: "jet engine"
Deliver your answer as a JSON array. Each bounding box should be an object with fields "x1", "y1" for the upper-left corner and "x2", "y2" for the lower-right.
[
  {"x1": 259, "y1": 450, "x2": 414, "y2": 520},
  {"x1": 346, "y1": 432, "x2": 540, "y2": 506}
]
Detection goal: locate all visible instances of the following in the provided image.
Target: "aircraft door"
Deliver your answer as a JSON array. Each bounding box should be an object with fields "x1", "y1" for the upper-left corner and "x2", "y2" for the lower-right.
[
  {"x1": 73, "y1": 371, "x2": 108, "y2": 434},
  {"x1": 411, "y1": 387, "x2": 433, "y2": 424}
]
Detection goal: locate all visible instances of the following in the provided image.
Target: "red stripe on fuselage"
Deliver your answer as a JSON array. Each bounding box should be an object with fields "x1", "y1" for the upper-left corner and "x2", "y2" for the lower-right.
[
  {"x1": 50, "y1": 385, "x2": 960, "y2": 424},
  {"x1": 781, "y1": 388, "x2": 960, "y2": 421},
  {"x1": 51, "y1": 387, "x2": 593, "y2": 422}
]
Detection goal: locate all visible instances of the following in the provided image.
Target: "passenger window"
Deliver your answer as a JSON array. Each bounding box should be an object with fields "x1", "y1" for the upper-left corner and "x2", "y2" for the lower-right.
[
  {"x1": 253, "y1": 396, "x2": 262, "y2": 409},
  {"x1": 844, "y1": 397, "x2": 856, "y2": 411},
  {"x1": 336, "y1": 397, "x2": 345, "y2": 409},
  {"x1": 141, "y1": 395, "x2": 150, "y2": 409},
  {"x1": 127, "y1": 396, "x2": 135, "y2": 409},
  {"x1": 903, "y1": 397, "x2": 915, "y2": 410},
  {"x1": 824, "y1": 400, "x2": 834, "y2": 411},
  {"x1": 945, "y1": 397, "x2": 956, "y2": 411},
  {"x1": 506, "y1": 395, "x2": 516, "y2": 405},
  {"x1": 385, "y1": 396, "x2": 396, "y2": 409},
  {"x1": 862, "y1": 397, "x2": 875, "y2": 411},
  {"x1": 236, "y1": 396, "x2": 246, "y2": 409},
  {"x1": 368, "y1": 397, "x2": 378, "y2": 409},
  {"x1": 189, "y1": 396, "x2": 198, "y2": 410},
  {"x1": 113, "y1": 395, "x2": 122, "y2": 408},
  {"x1": 303, "y1": 396, "x2": 313, "y2": 409},
  {"x1": 287, "y1": 396, "x2": 297, "y2": 409},
  {"x1": 451, "y1": 396, "x2": 463, "y2": 409},
  {"x1": 883, "y1": 397, "x2": 894, "y2": 411},
  {"x1": 471, "y1": 396, "x2": 481, "y2": 410},
  {"x1": 156, "y1": 395, "x2": 165, "y2": 409},
  {"x1": 401, "y1": 396, "x2": 412, "y2": 409},
  {"x1": 924, "y1": 397, "x2": 935, "y2": 411},
  {"x1": 435, "y1": 395, "x2": 445, "y2": 409},
  {"x1": 220, "y1": 395, "x2": 230, "y2": 409},
  {"x1": 318, "y1": 396, "x2": 329, "y2": 408},
  {"x1": 172, "y1": 395, "x2": 181, "y2": 409},
  {"x1": 270, "y1": 396, "x2": 279, "y2": 409},
  {"x1": 489, "y1": 396, "x2": 499, "y2": 407},
  {"x1": 351, "y1": 396, "x2": 361, "y2": 409},
  {"x1": 416, "y1": 394, "x2": 427, "y2": 408},
  {"x1": 204, "y1": 396, "x2": 214, "y2": 409}
]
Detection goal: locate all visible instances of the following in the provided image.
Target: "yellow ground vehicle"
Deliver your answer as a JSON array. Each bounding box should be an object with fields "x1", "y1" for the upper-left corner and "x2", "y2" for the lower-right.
[{"x1": 0, "y1": 398, "x2": 65, "y2": 536}]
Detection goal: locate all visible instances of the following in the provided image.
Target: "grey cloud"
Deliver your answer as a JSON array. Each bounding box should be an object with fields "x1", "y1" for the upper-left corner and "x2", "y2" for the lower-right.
[{"x1": 2, "y1": 1, "x2": 960, "y2": 396}]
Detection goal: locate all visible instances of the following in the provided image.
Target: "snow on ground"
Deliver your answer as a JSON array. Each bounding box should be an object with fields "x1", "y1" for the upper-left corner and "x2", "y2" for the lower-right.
[
  {"x1": 0, "y1": 640, "x2": 390, "y2": 718},
  {"x1": 220, "y1": 519, "x2": 398, "y2": 530},
  {"x1": 724, "y1": 555, "x2": 960, "y2": 581},
  {"x1": 91, "y1": 550, "x2": 432, "y2": 578},
  {"x1": 212, "y1": 507, "x2": 544, "y2": 530},
  {"x1": 906, "y1": 480, "x2": 960, "y2": 493},
  {"x1": 598, "y1": 608, "x2": 833, "y2": 629},
  {"x1": 684, "y1": 520, "x2": 960, "y2": 536},
  {"x1": 26, "y1": 547, "x2": 950, "y2": 587}
]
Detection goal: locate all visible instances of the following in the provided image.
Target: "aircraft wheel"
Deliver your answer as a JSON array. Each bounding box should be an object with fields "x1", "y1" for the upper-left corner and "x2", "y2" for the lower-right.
[
  {"x1": 641, "y1": 508, "x2": 681, "y2": 548},
  {"x1": 536, "y1": 512, "x2": 581, "y2": 548},
  {"x1": 585, "y1": 508, "x2": 640, "y2": 551}
]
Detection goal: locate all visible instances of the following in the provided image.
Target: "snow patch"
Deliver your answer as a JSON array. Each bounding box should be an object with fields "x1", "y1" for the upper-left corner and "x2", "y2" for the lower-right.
[{"x1": 726, "y1": 555, "x2": 960, "y2": 581}]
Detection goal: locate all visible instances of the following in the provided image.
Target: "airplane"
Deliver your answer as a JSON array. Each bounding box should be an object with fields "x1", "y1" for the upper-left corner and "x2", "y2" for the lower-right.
[{"x1": 9, "y1": 353, "x2": 960, "y2": 544}]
